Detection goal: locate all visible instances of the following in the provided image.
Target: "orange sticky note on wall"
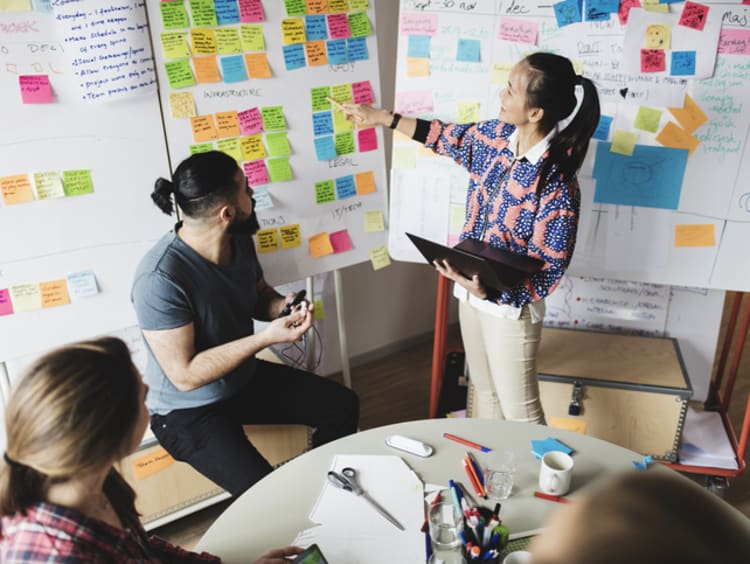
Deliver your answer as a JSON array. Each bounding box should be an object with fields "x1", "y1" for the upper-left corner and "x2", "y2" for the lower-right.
[
  {"x1": 667, "y1": 94, "x2": 707, "y2": 133},
  {"x1": 132, "y1": 447, "x2": 175, "y2": 480},
  {"x1": 674, "y1": 224, "x2": 715, "y2": 247},
  {"x1": 191, "y1": 115, "x2": 218, "y2": 142},
  {"x1": 354, "y1": 170, "x2": 376, "y2": 195},
  {"x1": 655, "y1": 121, "x2": 700, "y2": 156},
  {"x1": 1, "y1": 174, "x2": 34, "y2": 205},
  {"x1": 193, "y1": 56, "x2": 222, "y2": 83},
  {"x1": 407, "y1": 57, "x2": 430, "y2": 77},
  {"x1": 40, "y1": 280, "x2": 70, "y2": 308},
  {"x1": 305, "y1": 40, "x2": 328, "y2": 66},
  {"x1": 308, "y1": 232, "x2": 334, "y2": 258},
  {"x1": 215, "y1": 111, "x2": 241, "y2": 137},
  {"x1": 245, "y1": 53, "x2": 272, "y2": 78}
]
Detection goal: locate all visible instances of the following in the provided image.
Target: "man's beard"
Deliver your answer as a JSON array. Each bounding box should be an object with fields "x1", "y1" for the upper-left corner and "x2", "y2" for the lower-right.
[{"x1": 228, "y1": 205, "x2": 260, "y2": 236}]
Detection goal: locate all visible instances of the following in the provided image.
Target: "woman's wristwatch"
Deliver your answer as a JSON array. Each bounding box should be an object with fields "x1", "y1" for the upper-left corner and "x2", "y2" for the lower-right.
[{"x1": 389, "y1": 112, "x2": 402, "y2": 129}]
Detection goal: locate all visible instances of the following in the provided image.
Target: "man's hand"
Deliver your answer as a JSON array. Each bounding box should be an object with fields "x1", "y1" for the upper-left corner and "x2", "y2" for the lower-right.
[
  {"x1": 261, "y1": 301, "x2": 314, "y2": 344},
  {"x1": 433, "y1": 259, "x2": 488, "y2": 300}
]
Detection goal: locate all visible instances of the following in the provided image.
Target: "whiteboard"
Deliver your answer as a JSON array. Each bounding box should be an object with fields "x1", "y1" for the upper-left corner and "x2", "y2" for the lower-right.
[{"x1": 145, "y1": 0, "x2": 389, "y2": 286}]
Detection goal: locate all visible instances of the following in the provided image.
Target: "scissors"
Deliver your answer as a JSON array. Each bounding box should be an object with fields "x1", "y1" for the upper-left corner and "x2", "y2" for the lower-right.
[{"x1": 326, "y1": 466, "x2": 405, "y2": 531}]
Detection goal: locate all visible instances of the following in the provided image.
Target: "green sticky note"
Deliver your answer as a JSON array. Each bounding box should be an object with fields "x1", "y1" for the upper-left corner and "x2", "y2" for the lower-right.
[
  {"x1": 348, "y1": 12, "x2": 371, "y2": 37},
  {"x1": 610, "y1": 130, "x2": 638, "y2": 156},
  {"x1": 266, "y1": 132, "x2": 291, "y2": 156},
  {"x1": 634, "y1": 106, "x2": 662, "y2": 133},
  {"x1": 240, "y1": 24, "x2": 265, "y2": 51},
  {"x1": 335, "y1": 132, "x2": 355, "y2": 155},
  {"x1": 189, "y1": 0, "x2": 217, "y2": 26},
  {"x1": 333, "y1": 110, "x2": 353, "y2": 133},
  {"x1": 349, "y1": 0, "x2": 369, "y2": 8},
  {"x1": 160, "y1": 1, "x2": 190, "y2": 30},
  {"x1": 267, "y1": 158, "x2": 293, "y2": 182},
  {"x1": 190, "y1": 142, "x2": 214, "y2": 154},
  {"x1": 330, "y1": 83, "x2": 353, "y2": 104},
  {"x1": 284, "y1": 0, "x2": 306, "y2": 16},
  {"x1": 217, "y1": 137, "x2": 243, "y2": 163},
  {"x1": 311, "y1": 86, "x2": 331, "y2": 111},
  {"x1": 315, "y1": 180, "x2": 335, "y2": 204},
  {"x1": 261, "y1": 106, "x2": 286, "y2": 131},
  {"x1": 62, "y1": 169, "x2": 94, "y2": 197},
  {"x1": 216, "y1": 27, "x2": 242, "y2": 55},
  {"x1": 165, "y1": 59, "x2": 195, "y2": 89}
]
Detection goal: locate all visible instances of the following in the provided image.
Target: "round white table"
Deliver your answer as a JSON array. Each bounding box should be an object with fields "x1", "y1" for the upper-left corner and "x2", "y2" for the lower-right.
[{"x1": 196, "y1": 419, "x2": 645, "y2": 562}]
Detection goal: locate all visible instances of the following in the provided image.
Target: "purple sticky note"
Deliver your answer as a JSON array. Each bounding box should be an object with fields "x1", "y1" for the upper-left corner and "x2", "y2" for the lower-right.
[
  {"x1": 330, "y1": 229, "x2": 353, "y2": 253},
  {"x1": 19, "y1": 75, "x2": 53, "y2": 104},
  {"x1": 357, "y1": 128, "x2": 378, "y2": 152},
  {"x1": 0, "y1": 288, "x2": 14, "y2": 316},
  {"x1": 243, "y1": 159, "x2": 269, "y2": 186},
  {"x1": 238, "y1": 107, "x2": 264, "y2": 135}
]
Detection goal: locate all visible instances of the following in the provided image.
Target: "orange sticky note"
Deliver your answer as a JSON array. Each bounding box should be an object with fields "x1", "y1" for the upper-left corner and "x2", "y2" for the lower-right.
[
  {"x1": 193, "y1": 55, "x2": 221, "y2": 83},
  {"x1": 655, "y1": 122, "x2": 700, "y2": 156},
  {"x1": 244, "y1": 52, "x2": 272, "y2": 78},
  {"x1": 40, "y1": 280, "x2": 70, "y2": 308},
  {"x1": 305, "y1": 40, "x2": 328, "y2": 66},
  {"x1": 191, "y1": 115, "x2": 218, "y2": 142},
  {"x1": 1, "y1": 173, "x2": 34, "y2": 205},
  {"x1": 354, "y1": 170, "x2": 376, "y2": 195},
  {"x1": 667, "y1": 94, "x2": 707, "y2": 134},
  {"x1": 132, "y1": 447, "x2": 175, "y2": 480},
  {"x1": 674, "y1": 224, "x2": 715, "y2": 247},
  {"x1": 306, "y1": 0, "x2": 328, "y2": 14},
  {"x1": 549, "y1": 416, "x2": 587, "y2": 434},
  {"x1": 308, "y1": 232, "x2": 334, "y2": 258},
  {"x1": 407, "y1": 57, "x2": 430, "y2": 77},
  {"x1": 215, "y1": 111, "x2": 241, "y2": 137}
]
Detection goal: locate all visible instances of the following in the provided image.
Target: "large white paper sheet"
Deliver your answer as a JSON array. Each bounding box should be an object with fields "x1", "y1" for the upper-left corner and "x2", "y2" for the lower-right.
[{"x1": 679, "y1": 405, "x2": 738, "y2": 470}]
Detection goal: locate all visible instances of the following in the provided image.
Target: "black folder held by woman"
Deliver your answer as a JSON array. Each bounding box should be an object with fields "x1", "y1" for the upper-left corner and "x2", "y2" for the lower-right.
[{"x1": 406, "y1": 232, "x2": 544, "y2": 291}]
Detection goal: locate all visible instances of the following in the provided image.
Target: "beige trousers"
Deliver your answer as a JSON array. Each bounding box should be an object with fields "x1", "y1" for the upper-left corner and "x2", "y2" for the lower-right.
[{"x1": 459, "y1": 301, "x2": 546, "y2": 424}]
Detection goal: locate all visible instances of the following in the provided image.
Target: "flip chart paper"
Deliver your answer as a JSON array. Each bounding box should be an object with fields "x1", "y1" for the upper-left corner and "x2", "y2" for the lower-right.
[
  {"x1": 19, "y1": 75, "x2": 53, "y2": 103},
  {"x1": 0, "y1": 289, "x2": 13, "y2": 317},
  {"x1": 66, "y1": 270, "x2": 99, "y2": 299},
  {"x1": 1, "y1": 174, "x2": 34, "y2": 205},
  {"x1": 40, "y1": 280, "x2": 70, "y2": 308},
  {"x1": 169, "y1": 91, "x2": 196, "y2": 118},
  {"x1": 355, "y1": 171, "x2": 376, "y2": 195},
  {"x1": 370, "y1": 246, "x2": 391, "y2": 270},
  {"x1": 10, "y1": 284, "x2": 42, "y2": 312},
  {"x1": 309, "y1": 232, "x2": 334, "y2": 257},
  {"x1": 364, "y1": 210, "x2": 385, "y2": 232},
  {"x1": 62, "y1": 170, "x2": 93, "y2": 197},
  {"x1": 330, "y1": 229, "x2": 353, "y2": 253},
  {"x1": 257, "y1": 228, "x2": 279, "y2": 253},
  {"x1": 280, "y1": 224, "x2": 302, "y2": 249},
  {"x1": 132, "y1": 447, "x2": 175, "y2": 480},
  {"x1": 674, "y1": 224, "x2": 714, "y2": 247},
  {"x1": 33, "y1": 172, "x2": 64, "y2": 200}
]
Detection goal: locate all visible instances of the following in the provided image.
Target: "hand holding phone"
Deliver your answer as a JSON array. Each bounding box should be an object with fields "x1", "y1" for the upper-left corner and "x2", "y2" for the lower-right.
[{"x1": 278, "y1": 290, "x2": 307, "y2": 318}]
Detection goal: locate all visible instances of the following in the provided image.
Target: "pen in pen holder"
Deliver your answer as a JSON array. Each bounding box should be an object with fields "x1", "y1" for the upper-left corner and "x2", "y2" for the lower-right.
[{"x1": 459, "y1": 505, "x2": 508, "y2": 563}]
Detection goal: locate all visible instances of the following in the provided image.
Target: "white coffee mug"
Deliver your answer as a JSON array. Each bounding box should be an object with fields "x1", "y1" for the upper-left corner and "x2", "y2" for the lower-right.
[
  {"x1": 538, "y1": 451, "x2": 574, "y2": 496},
  {"x1": 503, "y1": 550, "x2": 532, "y2": 564}
]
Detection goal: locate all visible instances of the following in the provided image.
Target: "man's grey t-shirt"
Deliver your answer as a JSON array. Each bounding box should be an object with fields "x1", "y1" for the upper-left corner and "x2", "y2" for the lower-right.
[{"x1": 131, "y1": 227, "x2": 262, "y2": 415}]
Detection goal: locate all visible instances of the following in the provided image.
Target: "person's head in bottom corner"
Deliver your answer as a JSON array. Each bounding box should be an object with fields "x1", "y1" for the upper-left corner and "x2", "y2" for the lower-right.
[
  {"x1": 0, "y1": 337, "x2": 148, "y2": 524},
  {"x1": 151, "y1": 150, "x2": 260, "y2": 236},
  {"x1": 528, "y1": 469, "x2": 750, "y2": 564}
]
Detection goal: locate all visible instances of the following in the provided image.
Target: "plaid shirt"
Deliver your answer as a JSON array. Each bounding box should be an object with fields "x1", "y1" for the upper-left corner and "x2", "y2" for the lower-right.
[
  {"x1": 424, "y1": 119, "x2": 580, "y2": 307},
  {"x1": 1, "y1": 502, "x2": 220, "y2": 563}
]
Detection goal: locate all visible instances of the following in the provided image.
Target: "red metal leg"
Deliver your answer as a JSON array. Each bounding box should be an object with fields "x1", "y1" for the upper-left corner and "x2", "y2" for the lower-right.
[{"x1": 430, "y1": 275, "x2": 451, "y2": 418}]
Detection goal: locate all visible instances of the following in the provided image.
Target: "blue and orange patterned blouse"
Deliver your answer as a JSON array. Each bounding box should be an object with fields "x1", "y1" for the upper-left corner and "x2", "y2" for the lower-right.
[{"x1": 422, "y1": 118, "x2": 580, "y2": 308}]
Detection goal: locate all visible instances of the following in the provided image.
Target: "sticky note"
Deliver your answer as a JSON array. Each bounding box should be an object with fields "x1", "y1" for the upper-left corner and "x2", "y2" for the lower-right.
[
  {"x1": 364, "y1": 210, "x2": 385, "y2": 232},
  {"x1": 169, "y1": 91, "x2": 196, "y2": 118},
  {"x1": 261, "y1": 106, "x2": 286, "y2": 131},
  {"x1": 0, "y1": 289, "x2": 14, "y2": 317},
  {"x1": 498, "y1": 17, "x2": 538, "y2": 45},
  {"x1": 282, "y1": 18, "x2": 306, "y2": 44},
  {"x1": 350, "y1": 0, "x2": 369, "y2": 8},
  {"x1": 10, "y1": 284, "x2": 42, "y2": 312},
  {"x1": 19, "y1": 74, "x2": 53, "y2": 104},
  {"x1": 253, "y1": 187, "x2": 273, "y2": 209},
  {"x1": 1, "y1": 0, "x2": 31, "y2": 10},
  {"x1": 306, "y1": 15, "x2": 328, "y2": 41},
  {"x1": 679, "y1": 1, "x2": 709, "y2": 31},
  {"x1": 618, "y1": 0, "x2": 640, "y2": 25},
  {"x1": 450, "y1": 205, "x2": 465, "y2": 231},
  {"x1": 634, "y1": 106, "x2": 662, "y2": 133},
  {"x1": 280, "y1": 224, "x2": 302, "y2": 249},
  {"x1": 160, "y1": 1, "x2": 190, "y2": 29},
  {"x1": 165, "y1": 59, "x2": 195, "y2": 89},
  {"x1": 457, "y1": 101, "x2": 480, "y2": 124},
  {"x1": 356, "y1": 128, "x2": 377, "y2": 153},
  {"x1": 328, "y1": 13, "x2": 351, "y2": 39},
  {"x1": 190, "y1": 28, "x2": 217, "y2": 55},
  {"x1": 305, "y1": 41, "x2": 328, "y2": 66},
  {"x1": 408, "y1": 34, "x2": 431, "y2": 58},
  {"x1": 640, "y1": 49, "x2": 665, "y2": 73},
  {"x1": 132, "y1": 447, "x2": 175, "y2": 480},
  {"x1": 655, "y1": 121, "x2": 700, "y2": 156},
  {"x1": 66, "y1": 270, "x2": 99, "y2": 299},
  {"x1": 610, "y1": 130, "x2": 638, "y2": 156},
  {"x1": 189, "y1": 0, "x2": 218, "y2": 26},
  {"x1": 331, "y1": 83, "x2": 353, "y2": 104},
  {"x1": 315, "y1": 136, "x2": 337, "y2": 161},
  {"x1": 335, "y1": 175, "x2": 356, "y2": 199},
  {"x1": 240, "y1": 24, "x2": 265, "y2": 51},
  {"x1": 667, "y1": 95, "x2": 707, "y2": 133},
  {"x1": 161, "y1": 32, "x2": 191, "y2": 59},
  {"x1": 719, "y1": 28, "x2": 750, "y2": 55},
  {"x1": 243, "y1": 159, "x2": 269, "y2": 185},
  {"x1": 268, "y1": 158, "x2": 292, "y2": 182},
  {"x1": 553, "y1": 0, "x2": 583, "y2": 28},
  {"x1": 311, "y1": 86, "x2": 331, "y2": 111},
  {"x1": 240, "y1": 134, "x2": 266, "y2": 160},
  {"x1": 355, "y1": 171, "x2": 376, "y2": 195},
  {"x1": 190, "y1": 143, "x2": 214, "y2": 154},
  {"x1": 256, "y1": 228, "x2": 279, "y2": 253},
  {"x1": 309, "y1": 232, "x2": 334, "y2": 258},
  {"x1": 266, "y1": 132, "x2": 291, "y2": 156},
  {"x1": 675, "y1": 224, "x2": 715, "y2": 247},
  {"x1": 193, "y1": 56, "x2": 221, "y2": 83},
  {"x1": 191, "y1": 115, "x2": 219, "y2": 142},
  {"x1": 306, "y1": 0, "x2": 327, "y2": 15},
  {"x1": 313, "y1": 298, "x2": 324, "y2": 321},
  {"x1": 217, "y1": 137, "x2": 243, "y2": 163},
  {"x1": 592, "y1": 115, "x2": 613, "y2": 141},
  {"x1": 245, "y1": 53, "x2": 272, "y2": 78},
  {"x1": 284, "y1": 0, "x2": 306, "y2": 16},
  {"x1": 33, "y1": 171, "x2": 64, "y2": 200},
  {"x1": 214, "y1": 0, "x2": 241, "y2": 24},
  {"x1": 347, "y1": 37, "x2": 368, "y2": 61},
  {"x1": 671, "y1": 51, "x2": 696, "y2": 76},
  {"x1": 348, "y1": 11, "x2": 371, "y2": 37},
  {"x1": 62, "y1": 169, "x2": 93, "y2": 197},
  {"x1": 370, "y1": 246, "x2": 391, "y2": 270},
  {"x1": 216, "y1": 27, "x2": 242, "y2": 54},
  {"x1": 643, "y1": 2, "x2": 668, "y2": 13},
  {"x1": 238, "y1": 107, "x2": 264, "y2": 135},
  {"x1": 549, "y1": 417, "x2": 587, "y2": 434},
  {"x1": 406, "y1": 57, "x2": 430, "y2": 77},
  {"x1": 330, "y1": 229, "x2": 353, "y2": 253},
  {"x1": 1, "y1": 174, "x2": 34, "y2": 205},
  {"x1": 644, "y1": 24, "x2": 671, "y2": 50},
  {"x1": 239, "y1": 0, "x2": 265, "y2": 22},
  {"x1": 313, "y1": 112, "x2": 334, "y2": 136},
  {"x1": 329, "y1": 0, "x2": 349, "y2": 12},
  {"x1": 220, "y1": 55, "x2": 247, "y2": 82},
  {"x1": 40, "y1": 280, "x2": 70, "y2": 308},
  {"x1": 351, "y1": 81, "x2": 374, "y2": 106},
  {"x1": 332, "y1": 111, "x2": 353, "y2": 135},
  {"x1": 327, "y1": 39, "x2": 348, "y2": 64},
  {"x1": 315, "y1": 180, "x2": 336, "y2": 204},
  {"x1": 335, "y1": 132, "x2": 355, "y2": 155},
  {"x1": 216, "y1": 111, "x2": 241, "y2": 137},
  {"x1": 394, "y1": 146, "x2": 417, "y2": 169}
]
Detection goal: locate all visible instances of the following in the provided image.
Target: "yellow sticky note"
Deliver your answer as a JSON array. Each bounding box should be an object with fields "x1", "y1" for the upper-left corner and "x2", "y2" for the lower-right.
[
  {"x1": 40, "y1": 280, "x2": 70, "y2": 308},
  {"x1": 190, "y1": 115, "x2": 218, "y2": 143},
  {"x1": 216, "y1": 137, "x2": 243, "y2": 163},
  {"x1": 280, "y1": 224, "x2": 302, "y2": 249},
  {"x1": 240, "y1": 24, "x2": 265, "y2": 51},
  {"x1": 355, "y1": 171, "x2": 376, "y2": 195},
  {"x1": 313, "y1": 298, "x2": 324, "y2": 321},
  {"x1": 674, "y1": 224, "x2": 715, "y2": 247},
  {"x1": 245, "y1": 53, "x2": 272, "y2": 78},
  {"x1": 457, "y1": 101, "x2": 480, "y2": 124},
  {"x1": 256, "y1": 228, "x2": 279, "y2": 253},
  {"x1": 0, "y1": 0, "x2": 31, "y2": 11},
  {"x1": 161, "y1": 31, "x2": 191, "y2": 59},
  {"x1": 407, "y1": 57, "x2": 430, "y2": 77},
  {"x1": 281, "y1": 18, "x2": 306, "y2": 45},
  {"x1": 634, "y1": 106, "x2": 662, "y2": 133},
  {"x1": 644, "y1": 24, "x2": 671, "y2": 50},
  {"x1": 490, "y1": 62, "x2": 513, "y2": 85},
  {"x1": 418, "y1": 143, "x2": 437, "y2": 157},
  {"x1": 190, "y1": 28, "x2": 217, "y2": 55},
  {"x1": 215, "y1": 27, "x2": 242, "y2": 54},
  {"x1": 571, "y1": 60, "x2": 584, "y2": 76},
  {"x1": 240, "y1": 134, "x2": 267, "y2": 161},
  {"x1": 215, "y1": 111, "x2": 241, "y2": 138},
  {"x1": 549, "y1": 416, "x2": 587, "y2": 434},
  {"x1": 610, "y1": 130, "x2": 638, "y2": 156},
  {"x1": 193, "y1": 56, "x2": 221, "y2": 83},
  {"x1": 10, "y1": 283, "x2": 41, "y2": 312},
  {"x1": 370, "y1": 245, "x2": 391, "y2": 271},
  {"x1": 33, "y1": 171, "x2": 64, "y2": 200},
  {"x1": 643, "y1": 3, "x2": 668, "y2": 12},
  {"x1": 132, "y1": 447, "x2": 175, "y2": 480},
  {"x1": 1, "y1": 173, "x2": 34, "y2": 205},
  {"x1": 332, "y1": 109, "x2": 354, "y2": 133},
  {"x1": 655, "y1": 122, "x2": 700, "y2": 156},
  {"x1": 667, "y1": 94, "x2": 707, "y2": 134},
  {"x1": 169, "y1": 91, "x2": 196, "y2": 118},
  {"x1": 450, "y1": 205, "x2": 465, "y2": 232},
  {"x1": 394, "y1": 146, "x2": 417, "y2": 169},
  {"x1": 364, "y1": 210, "x2": 385, "y2": 232},
  {"x1": 308, "y1": 232, "x2": 334, "y2": 258},
  {"x1": 331, "y1": 83, "x2": 353, "y2": 104}
]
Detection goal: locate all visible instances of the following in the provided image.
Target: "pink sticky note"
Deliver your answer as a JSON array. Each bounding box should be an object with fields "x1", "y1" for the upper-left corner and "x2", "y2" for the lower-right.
[
  {"x1": 497, "y1": 17, "x2": 538, "y2": 45},
  {"x1": 400, "y1": 12, "x2": 439, "y2": 36},
  {"x1": 330, "y1": 229, "x2": 353, "y2": 253},
  {"x1": 718, "y1": 28, "x2": 750, "y2": 55},
  {"x1": 327, "y1": 13, "x2": 351, "y2": 39},
  {"x1": 679, "y1": 1, "x2": 709, "y2": 31},
  {"x1": 238, "y1": 107, "x2": 264, "y2": 135},
  {"x1": 0, "y1": 289, "x2": 13, "y2": 316},
  {"x1": 395, "y1": 90, "x2": 434, "y2": 115},
  {"x1": 357, "y1": 128, "x2": 378, "y2": 152},
  {"x1": 352, "y1": 80, "x2": 374, "y2": 104},
  {"x1": 19, "y1": 75, "x2": 53, "y2": 104},
  {"x1": 239, "y1": 0, "x2": 264, "y2": 22},
  {"x1": 618, "y1": 0, "x2": 641, "y2": 25},
  {"x1": 243, "y1": 159, "x2": 269, "y2": 186},
  {"x1": 640, "y1": 49, "x2": 665, "y2": 73}
]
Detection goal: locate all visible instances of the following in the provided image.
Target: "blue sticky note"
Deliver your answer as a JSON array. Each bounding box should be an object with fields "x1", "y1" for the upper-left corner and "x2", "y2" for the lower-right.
[
  {"x1": 593, "y1": 143, "x2": 688, "y2": 210},
  {"x1": 314, "y1": 136, "x2": 337, "y2": 161},
  {"x1": 335, "y1": 175, "x2": 356, "y2": 199},
  {"x1": 408, "y1": 34, "x2": 431, "y2": 58},
  {"x1": 312, "y1": 112, "x2": 334, "y2": 136},
  {"x1": 531, "y1": 438, "x2": 573, "y2": 460},
  {"x1": 632, "y1": 455, "x2": 652, "y2": 471},
  {"x1": 592, "y1": 115, "x2": 613, "y2": 141},
  {"x1": 305, "y1": 15, "x2": 328, "y2": 41},
  {"x1": 456, "y1": 39, "x2": 481, "y2": 62},
  {"x1": 33, "y1": 0, "x2": 52, "y2": 11},
  {"x1": 553, "y1": 0, "x2": 582, "y2": 27},
  {"x1": 347, "y1": 37, "x2": 368, "y2": 62},
  {"x1": 585, "y1": 3, "x2": 610, "y2": 21},
  {"x1": 220, "y1": 55, "x2": 247, "y2": 83},
  {"x1": 214, "y1": 0, "x2": 240, "y2": 25},
  {"x1": 587, "y1": 0, "x2": 619, "y2": 14},
  {"x1": 671, "y1": 51, "x2": 696, "y2": 76},
  {"x1": 282, "y1": 44, "x2": 306, "y2": 71},
  {"x1": 327, "y1": 39, "x2": 348, "y2": 64}
]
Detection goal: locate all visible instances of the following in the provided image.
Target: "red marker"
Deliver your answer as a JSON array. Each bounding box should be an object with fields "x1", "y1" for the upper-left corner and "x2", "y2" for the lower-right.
[
  {"x1": 443, "y1": 432, "x2": 491, "y2": 453},
  {"x1": 534, "y1": 491, "x2": 571, "y2": 503}
]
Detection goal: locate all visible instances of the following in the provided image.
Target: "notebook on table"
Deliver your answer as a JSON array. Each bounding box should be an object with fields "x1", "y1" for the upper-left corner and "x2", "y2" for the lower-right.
[{"x1": 405, "y1": 232, "x2": 544, "y2": 291}]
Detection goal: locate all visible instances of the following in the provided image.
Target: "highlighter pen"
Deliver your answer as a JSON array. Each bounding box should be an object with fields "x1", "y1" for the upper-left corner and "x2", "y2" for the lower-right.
[
  {"x1": 466, "y1": 451, "x2": 485, "y2": 487},
  {"x1": 534, "y1": 490, "x2": 571, "y2": 503},
  {"x1": 325, "y1": 96, "x2": 364, "y2": 122},
  {"x1": 463, "y1": 458, "x2": 485, "y2": 498},
  {"x1": 444, "y1": 432, "x2": 492, "y2": 453},
  {"x1": 448, "y1": 479, "x2": 463, "y2": 515},
  {"x1": 464, "y1": 456, "x2": 487, "y2": 498}
]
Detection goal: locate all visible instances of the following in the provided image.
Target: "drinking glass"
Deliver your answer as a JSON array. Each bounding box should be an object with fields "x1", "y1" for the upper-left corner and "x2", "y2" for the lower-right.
[{"x1": 483, "y1": 450, "x2": 516, "y2": 500}]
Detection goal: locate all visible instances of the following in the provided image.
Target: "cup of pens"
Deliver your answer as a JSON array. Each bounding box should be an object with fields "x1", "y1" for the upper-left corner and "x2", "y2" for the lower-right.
[{"x1": 460, "y1": 504, "x2": 507, "y2": 563}]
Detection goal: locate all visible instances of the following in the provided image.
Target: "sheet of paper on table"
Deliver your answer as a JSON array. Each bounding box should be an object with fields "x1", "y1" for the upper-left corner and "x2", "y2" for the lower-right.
[
  {"x1": 678, "y1": 405, "x2": 738, "y2": 470},
  {"x1": 292, "y1": 454, "x2": 425, "y2": 564}
]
